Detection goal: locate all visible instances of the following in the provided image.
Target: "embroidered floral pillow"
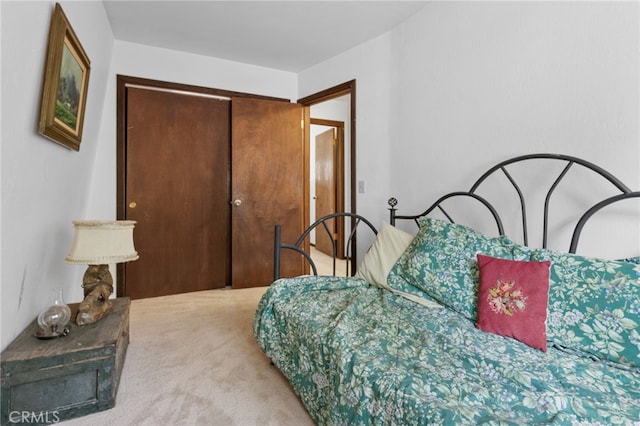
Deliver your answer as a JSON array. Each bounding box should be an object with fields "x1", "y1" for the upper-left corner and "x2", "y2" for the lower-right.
[{"x1": 476, "y1": 254, "x2": 551, "y2": 351}]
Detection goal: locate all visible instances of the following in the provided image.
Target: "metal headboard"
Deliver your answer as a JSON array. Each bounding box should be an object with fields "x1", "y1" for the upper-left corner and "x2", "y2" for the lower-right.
[
  {"x1": 388, "y1": 193, "x2": 505, "y2": 236},
  {"x1": 569, "y1": 191, "x2": 640, "y2": 253},
  {"x1": 274, "y1": 212, "x2": 378, "y2": 280},
  {"x1": 390, "y1": 153, "x2": 635, "y2": 253}
]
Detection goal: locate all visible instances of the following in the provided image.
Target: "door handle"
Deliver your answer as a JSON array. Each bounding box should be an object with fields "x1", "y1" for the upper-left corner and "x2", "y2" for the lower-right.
[
  {"x1": 231, "y1": 199, "x2": 242, "y2": 207},
  {"x1": 129, "y1": 202, "x2": 137, "y2": 208}
]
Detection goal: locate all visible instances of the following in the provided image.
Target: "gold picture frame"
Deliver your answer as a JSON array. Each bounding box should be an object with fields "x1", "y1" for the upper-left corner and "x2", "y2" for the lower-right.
[{"x1": 38, "y1": 3, "x2": 90, "y2": 151}]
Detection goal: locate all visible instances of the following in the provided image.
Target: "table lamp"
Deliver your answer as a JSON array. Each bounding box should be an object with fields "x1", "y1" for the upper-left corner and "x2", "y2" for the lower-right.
[{"x1": 66, "y1": 220, "x2": 138, "y2": 325}]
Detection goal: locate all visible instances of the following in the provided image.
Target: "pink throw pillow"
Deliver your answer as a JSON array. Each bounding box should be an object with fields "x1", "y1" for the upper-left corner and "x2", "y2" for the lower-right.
[{"x1": 476, "y1": 254, "x2": 551, "y2": 351}]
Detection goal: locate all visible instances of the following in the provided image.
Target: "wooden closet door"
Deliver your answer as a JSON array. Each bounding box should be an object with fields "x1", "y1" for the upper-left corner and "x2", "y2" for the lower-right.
[
  {"x1": 124, "y1": 87, "x2": 231, "y2": 299},
  {"x1": 231, "y1": 97, "x2": 305, "y2": 288}
]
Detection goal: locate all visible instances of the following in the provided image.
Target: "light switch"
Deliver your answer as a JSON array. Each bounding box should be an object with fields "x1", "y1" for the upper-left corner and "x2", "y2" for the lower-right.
[{"x1": 358, "y1": 180, "x2": 365, "y2": 193}]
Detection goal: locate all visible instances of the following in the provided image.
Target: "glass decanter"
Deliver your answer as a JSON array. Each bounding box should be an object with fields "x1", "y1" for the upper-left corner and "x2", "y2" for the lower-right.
[{"x1": 36, "y1": 288, "x2": 71, "y2": 339}]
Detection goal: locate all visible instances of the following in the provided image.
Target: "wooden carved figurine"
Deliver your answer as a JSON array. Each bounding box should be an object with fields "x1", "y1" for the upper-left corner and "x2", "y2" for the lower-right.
[{"x1": 76, "y1": 264, "x2": 113, "y2": 325}]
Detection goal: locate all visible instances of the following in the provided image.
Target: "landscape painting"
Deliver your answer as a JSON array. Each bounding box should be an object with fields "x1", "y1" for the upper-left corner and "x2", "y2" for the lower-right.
[
  {"x1": 55, "y1": 40, "x2": 85, "y2": 133},
  {"x1": 38, "y1": 3, "x2": 90, "y2": 151}
]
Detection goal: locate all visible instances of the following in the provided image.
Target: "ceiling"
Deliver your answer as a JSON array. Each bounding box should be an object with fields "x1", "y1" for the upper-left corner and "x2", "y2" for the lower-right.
[{"x1": 102, "y1": 1, "x2": 428, "y2": 72}]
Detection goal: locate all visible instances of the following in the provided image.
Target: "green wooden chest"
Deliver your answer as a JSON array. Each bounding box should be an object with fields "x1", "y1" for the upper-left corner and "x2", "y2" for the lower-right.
[{"x1": 1, "y1": 298, "x2": 130, "y2": 425}]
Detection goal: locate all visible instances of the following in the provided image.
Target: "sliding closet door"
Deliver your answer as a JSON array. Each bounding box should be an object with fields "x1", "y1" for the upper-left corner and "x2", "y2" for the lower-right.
[
  {"x1": 231, "y1": 97, "x2": 305, "y2": 288},
  {"x1": 124, "y1": 87, "x2": 231, "y2": 299}
]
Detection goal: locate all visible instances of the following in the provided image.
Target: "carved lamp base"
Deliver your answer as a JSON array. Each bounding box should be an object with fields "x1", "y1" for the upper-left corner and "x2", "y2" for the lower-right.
[{"x1": 76, "y1": 264, "x2": 114, "y2": 326}]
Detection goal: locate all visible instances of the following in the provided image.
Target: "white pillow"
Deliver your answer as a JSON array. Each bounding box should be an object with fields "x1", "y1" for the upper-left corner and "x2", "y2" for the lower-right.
[{"x1": 355, "y1": 225, "x2": 415, "y2": 286}]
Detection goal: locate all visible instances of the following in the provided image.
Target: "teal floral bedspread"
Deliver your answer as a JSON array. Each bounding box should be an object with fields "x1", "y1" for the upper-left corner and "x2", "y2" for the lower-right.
[{"x1": 253, "y1": 276, "x2": 640, "y2": 425}]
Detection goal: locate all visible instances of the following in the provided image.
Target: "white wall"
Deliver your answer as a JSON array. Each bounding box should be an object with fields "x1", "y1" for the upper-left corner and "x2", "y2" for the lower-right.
[
  {"x1": 299, "y1": 32, "x2": 395, "y2": 258},
  {"x1": 389, "y1": 1, "x2": 639, "y2": 256},
  {"x1": 1, "y1": 4, "x2": 297, "y2": 351},
  {"x1": 302, "y1": 1, "x2": 639, "y2": 258},
  {"x1": 1, "y1": 0, "x2": 114, "y2": 350}
]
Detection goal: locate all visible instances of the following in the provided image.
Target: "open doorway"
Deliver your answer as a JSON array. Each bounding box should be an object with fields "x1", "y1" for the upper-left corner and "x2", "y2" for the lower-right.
[{"x1": 299, "y1": 81, "x2": 356, "y2": 275}]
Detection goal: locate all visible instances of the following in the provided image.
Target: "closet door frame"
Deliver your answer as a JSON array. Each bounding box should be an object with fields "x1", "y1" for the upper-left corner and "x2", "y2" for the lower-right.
[{"x1": 115, "y1": 75, "x2": 290, "y2": 295}]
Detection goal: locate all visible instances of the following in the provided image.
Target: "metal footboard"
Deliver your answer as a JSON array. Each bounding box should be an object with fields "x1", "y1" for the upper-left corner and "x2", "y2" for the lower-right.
[{"x1": 274, "y1": 213, "x2": 377, "y2": 280}]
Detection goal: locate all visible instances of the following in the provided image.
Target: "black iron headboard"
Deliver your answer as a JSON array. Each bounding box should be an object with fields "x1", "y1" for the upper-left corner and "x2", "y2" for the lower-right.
[
  {"x1": 389, "y1": 153, "x2": 638, "y2": 254},
  {"x1": 569, "y1": 191, "x2": 640, "y2": 253}
]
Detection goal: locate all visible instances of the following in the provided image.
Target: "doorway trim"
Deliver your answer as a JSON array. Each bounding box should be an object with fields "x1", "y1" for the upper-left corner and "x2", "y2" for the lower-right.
[
  {"x1": 310, "y1": 118, "x2": 345, "y2": 258},
  {"x1": 298, "y1": 80, "x2": 357, "y2": 273}
]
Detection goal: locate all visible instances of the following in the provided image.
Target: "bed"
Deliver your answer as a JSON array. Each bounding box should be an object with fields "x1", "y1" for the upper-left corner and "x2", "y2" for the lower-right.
[{"x1": 254, "y1": 153, "x2": 640, "y2": 425}]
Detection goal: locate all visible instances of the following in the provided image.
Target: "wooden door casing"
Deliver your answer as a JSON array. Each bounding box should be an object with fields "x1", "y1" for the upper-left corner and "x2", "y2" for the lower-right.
[
  {"x1": 231, "y1": 97, "x2": 305, "y2": 288},
  {"x1": 312, "y1": 122, "x2": 346, "y2": 259},
  {"x1": 299, "y1": 81, "x2": 356, "y2": 272},
  {"x1": 124, "y1": 87, "x2": 231, "y2": 299}
]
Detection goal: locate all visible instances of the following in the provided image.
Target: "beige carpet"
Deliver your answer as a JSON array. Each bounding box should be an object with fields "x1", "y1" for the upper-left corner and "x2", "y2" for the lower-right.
[{"x1": 61, "y1": 287, "x2": 314, "y2": 426}]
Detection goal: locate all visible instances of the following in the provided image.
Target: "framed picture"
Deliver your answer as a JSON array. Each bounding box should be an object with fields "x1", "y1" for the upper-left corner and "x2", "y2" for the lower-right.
[{"x1": 38, "y1": 3, "x2": 90, "y2": 151}]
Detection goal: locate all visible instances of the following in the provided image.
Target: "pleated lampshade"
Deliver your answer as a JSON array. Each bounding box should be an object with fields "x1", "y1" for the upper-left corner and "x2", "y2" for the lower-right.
[{"x1": 66, "y1": 220, "x2": 139, "y2": 265}]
